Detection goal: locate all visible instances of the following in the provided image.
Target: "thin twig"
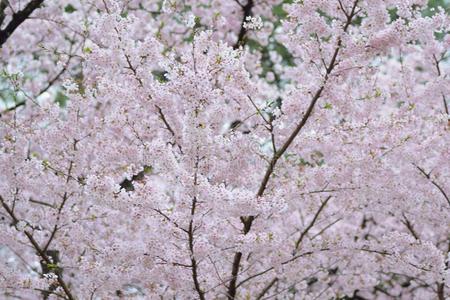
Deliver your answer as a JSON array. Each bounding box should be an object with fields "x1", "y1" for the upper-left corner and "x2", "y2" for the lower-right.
[
  {"x1": 413, "y1": 163, "x2": 450, "y2": 207},
  {"x1": 294, "y1": 196, "x2": 332, "y2": 252}
]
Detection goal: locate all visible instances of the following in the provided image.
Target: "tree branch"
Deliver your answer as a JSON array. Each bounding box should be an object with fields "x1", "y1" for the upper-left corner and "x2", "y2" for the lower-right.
[
  {"x1": 233, "y1": 0, "x2": 254, "y2": 49},
  {"x1": 0, "y1": 0, "x2": 8, "y2": 27},
  {"x1": 122, "y1": 52, "x2": 182, "y2": 152},
  {"x1": 226, "y1": 2, "x2": 360, "y2": 298},
  {"x1": 188, "y1": 157, "x2": 206, "y2": 300},
  {"x1": 0, "y1": 194, "x2": 75, "y2": 300},
  {"x1": 294, "y1": 196, "x2": 332, "y2": 252},
  {"x1": 402, "y1": 214, "x2": 419, "y2": 240},
  {"x1": 256, "y1": 277, "x2": 278, "y2": 300},
  {"x1": 413, "y1": 164, "x2": 450, "y2": 207},
  {"x1": 432, "y1": 54, "x2": 449, "y2": 116},
  {"x1": 0, "y1": 0, "x2": 44, "y2": 47}
]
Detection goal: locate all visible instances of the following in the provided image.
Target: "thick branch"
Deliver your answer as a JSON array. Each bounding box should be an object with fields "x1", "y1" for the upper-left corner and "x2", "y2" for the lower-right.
[
  {"x1": 233, "y1": 0, "x2": 254, "y2": 49},
  {"x1": 0, "y1": 100, "x2": 25, "y2": 116},
  {"x1": 437, "y1": 282, "x2": 445, "y2": 300},
  {"x1": 188, "y1": 158, "x2": 206, "y2": 300},
  {"x1": 0, "y1": 0, "x2": 7, "y2": 27},
  {"x1": 0, "y1": 0, "x2": 44, "y2": 47}
]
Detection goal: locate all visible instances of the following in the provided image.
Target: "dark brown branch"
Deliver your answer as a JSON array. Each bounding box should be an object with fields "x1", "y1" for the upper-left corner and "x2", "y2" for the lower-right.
[
  {"x1": 402, "y1": 214, "x2": 419, "y2": 240},
  {"x1": 0, "y1": 100, "x2": 25, "y2": 116},
  {"x1": 29, "y1": 198, "x2": 55, "y2": 208},
  {"x1": 155, "y1": 105, "x2": 183, "y2": 153},
  {"x1": 310, "y1": 217, "x2": 342, "y2": 240},
  {"x1": 226, "y1": 2, "x2": 360, "y2": 298},
  {"x1": 0, "y1": 194, "x2": 75, "y2": 300},
  {"x1": 437, "y1": 242, "x2": 450, "y2": 300},
  {"x1": 414, "y1": 164, "x2": 450, "y2": 207},
  {"x1": 238, "y1": 246, "x2": 389, "y2": 289},
  {"x1": 256, "y1": 278, "x2": 278, "y2": 300},
  {"x1": 437, "y1": 282, "x2": 445, "y2": 300},
  {"x1": 0, "y1": 0, "x2": 8, "y2": 27},
  {"x1": 43, "y1": 161, "x2": 73, "y2": 252},
  {"x1": 4, "y1": 161, "x2": 74, "y2": 298},
  {"x1": 247, "y1": 95, "x2": 271, "y2": 125},
  {"x1": 124, "y1": 53, "x2": 143, "y2": 86},
  {"x1": 37, "y1": 56, "x2": 73, "y2": 97},
  {"x1": 432, "y1": 54, "x2": 449, "y2": 116},
  {"x1": 294, "y1": 196, "x2": 332, "y2": 252},
  {"x1": 256, "y1": 0, "x2": 359, "y2": 201},
  {"x1": 188, "y1": 158, "x2": 206, "y2": 300},
  {"x1": 233, "y1": 0, "x2": 254, "y2": 49},
  {"x1": 237, "y1": 249, "x2": 327, "y2": 288},
  {"x1": 337, "y1": 0, "x2": 348, "y2": 18},
  {"x1": 152, "y1": 208, "x2": 188, "y2": 234},
  {"x1": 122, "y1": 52, "x2": 181, "y2": 152},
  {"x1": 233, "y1": 0, "x2": 244, "y2": 8},
  {"x1": 101, "y1": 0, "x2": 111, "y2": 13},
  {"x1": 43, "y1": 225, "x2": 59, "y2": 254},
  {"x1": 0, "y1": 0, "x2": 44, "y2": 47},
  {"x1": 156, "y1": 104, "x2": 176, "y2": 137},
  {"x1": 156, "y1": 256, "x2": 192, "y2": 268},
  {"x1": 42, "y1": 190, "x2": 69, "y2": 253},
  {"x1": 299, "y1": 186, "x2": 360, "y2": 196}
]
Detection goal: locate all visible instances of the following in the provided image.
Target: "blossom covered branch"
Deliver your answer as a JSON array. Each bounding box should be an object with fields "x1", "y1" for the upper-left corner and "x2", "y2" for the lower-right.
[{"x1": 0, "y1": 0, "x2": 449, "y2": 299}]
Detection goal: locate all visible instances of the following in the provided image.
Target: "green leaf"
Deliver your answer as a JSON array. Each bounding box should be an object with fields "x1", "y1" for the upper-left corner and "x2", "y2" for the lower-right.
[
  {"x1": 152, "y1": 70, "x2": 169, "y2": 83},
  {"x1": 64, "y1": 4, "x2": 77, "y2": 13},
  {"x1": 246, "y1": 39, "x2": 263, "y2": 51},
  {"x1": 374, "y1": 88, "x2": 382, "y2": 98},
  {"x1": 42, "y1": 160, "x2": 50, "y2": 168},
  {"x1": 272, "y1": 41, "x2": 295, "y2": 66},
  {"x1": 388, "y1": 8, "x2": 399, "y2": 22},
  {"x1": 143, "y1": 165, "x2": 153, "y2": 174},
  {"x1": 272, "y1": 4, "x2": 288, "y2": 18},
  {"x1": 55, "y1": 91, "x2": 69, "y2": 107},
  {"x1": 83, "y1": 47, "x2": 92, "y2": 54},
  {"x1": 323, "y1": 103, "x2": 333, "y2": 109},
  {"x1": 46, "y1": 263, "x2": 58, "y2": 270}
]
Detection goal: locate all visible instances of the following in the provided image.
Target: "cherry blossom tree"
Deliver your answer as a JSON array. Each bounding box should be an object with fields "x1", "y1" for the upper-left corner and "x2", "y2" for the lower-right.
[{"x1": 1, "y1": 0, "x2": 449, "y2": 299}]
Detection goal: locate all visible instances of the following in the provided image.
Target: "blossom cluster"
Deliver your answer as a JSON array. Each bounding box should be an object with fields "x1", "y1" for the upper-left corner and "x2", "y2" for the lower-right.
[{"x1": 0, "y1": 0, "x2": 449, "y2": 299}]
